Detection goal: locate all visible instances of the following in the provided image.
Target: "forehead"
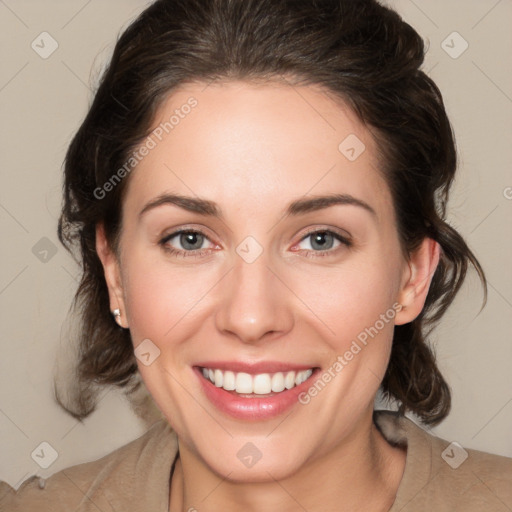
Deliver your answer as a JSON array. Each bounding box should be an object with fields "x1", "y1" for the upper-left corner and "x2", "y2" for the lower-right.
[{"x1": 123, "y1": 80, "x2": 392, "y2": 222}]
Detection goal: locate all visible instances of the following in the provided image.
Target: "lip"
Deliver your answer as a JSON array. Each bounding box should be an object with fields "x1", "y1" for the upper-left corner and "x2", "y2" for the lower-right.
[
  {"x1": 194, "y1": 360, "x2": 317, "y2": 375},
  {"x1": 193, "y1": 365, "x2": 321, "y2": 421}
]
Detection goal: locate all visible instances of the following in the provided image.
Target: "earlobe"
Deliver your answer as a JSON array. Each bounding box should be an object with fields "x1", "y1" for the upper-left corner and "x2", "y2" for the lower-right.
[
  {"x1": 96, "y1": 223, "x2": 129, "y2": 328},
  {"x1": 395, "y1": 237, "x2": 440, "y2": 326}
]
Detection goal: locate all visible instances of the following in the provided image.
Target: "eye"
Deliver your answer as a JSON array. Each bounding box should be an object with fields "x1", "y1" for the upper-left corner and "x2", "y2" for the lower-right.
[
  {"x1": 159, "y1": 229, "x2": 216, "y2": 258},
  {"x1": 293, "y1": 229, "x2": 352, "y2": 258},
  {"x1": 158, "y1": 227, "x2": 352, "y2": 259}
]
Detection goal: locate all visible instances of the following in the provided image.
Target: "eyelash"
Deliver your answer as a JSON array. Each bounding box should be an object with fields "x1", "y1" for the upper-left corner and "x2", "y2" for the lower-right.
[{"x1": 158, "y1": 228, "x2": 352, "y2": 260}]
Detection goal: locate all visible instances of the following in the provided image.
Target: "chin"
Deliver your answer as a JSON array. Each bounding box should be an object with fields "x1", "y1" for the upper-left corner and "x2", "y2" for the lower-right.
[{"x1": 204, "y1": 452, "x2": 305, "y2": 483}]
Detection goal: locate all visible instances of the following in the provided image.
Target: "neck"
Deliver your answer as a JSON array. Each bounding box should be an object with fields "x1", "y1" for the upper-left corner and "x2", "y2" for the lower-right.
[{"x1": 169, "y1": 408, "x2": 406, "y2": 512}]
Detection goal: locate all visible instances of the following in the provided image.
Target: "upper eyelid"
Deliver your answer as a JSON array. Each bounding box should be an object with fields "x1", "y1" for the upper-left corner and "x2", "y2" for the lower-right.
[
  {"x1": 299, "y1": 226, "x2": 351, "y2": 241},
  {"x1": 160, "y1": 228, "x2": 215, "y2": 245}
]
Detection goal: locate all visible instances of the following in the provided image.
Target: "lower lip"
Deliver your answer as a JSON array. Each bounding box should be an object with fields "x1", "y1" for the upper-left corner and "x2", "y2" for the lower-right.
[{"x1": 193, "y1": 366, "x2": 321, "y2": 421}]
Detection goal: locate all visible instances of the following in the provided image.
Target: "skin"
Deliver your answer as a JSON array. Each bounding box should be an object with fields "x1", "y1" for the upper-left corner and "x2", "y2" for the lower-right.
[{"x1": 96, "y1": 80, "x2": 440, "y2": 512}]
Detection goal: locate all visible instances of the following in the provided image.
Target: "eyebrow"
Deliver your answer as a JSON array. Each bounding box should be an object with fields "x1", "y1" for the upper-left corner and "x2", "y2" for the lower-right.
[{"x1": 138, "y1": 192, "x2": 377, "y2": 220}]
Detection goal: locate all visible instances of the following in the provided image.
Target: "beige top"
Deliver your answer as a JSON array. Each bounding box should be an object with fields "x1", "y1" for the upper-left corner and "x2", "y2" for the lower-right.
[{"x1": 1, "y1": 410, "x2": 511, "y2": 511}]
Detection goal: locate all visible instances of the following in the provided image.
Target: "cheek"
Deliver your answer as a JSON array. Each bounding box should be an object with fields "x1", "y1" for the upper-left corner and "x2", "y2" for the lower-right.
[
  {"x1": 121, "y1": 248, "x2": 217, "y2": 345},
  {"x1": 291, "y1": 254, "x2": 400, "y2": 339}
]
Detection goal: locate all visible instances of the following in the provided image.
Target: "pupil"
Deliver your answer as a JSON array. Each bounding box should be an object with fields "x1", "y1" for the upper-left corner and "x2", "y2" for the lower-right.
[
  {"x1": 182, "y1": 232, "x2": 202, "y2": 250},
  {"x1": 312, "y1": 232, "x2": 332, "y2": 250}
]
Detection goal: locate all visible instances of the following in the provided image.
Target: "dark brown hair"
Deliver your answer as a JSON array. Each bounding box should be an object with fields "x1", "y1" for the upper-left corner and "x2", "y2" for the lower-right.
[{"x1": 57, "y1": 0, "x2": 486, "y2": 426}]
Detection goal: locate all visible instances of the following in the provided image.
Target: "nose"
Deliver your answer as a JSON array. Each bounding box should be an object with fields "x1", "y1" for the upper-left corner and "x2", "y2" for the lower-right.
[{"x1": 214, "y1": 249, "x2": 294, "y2": 345}]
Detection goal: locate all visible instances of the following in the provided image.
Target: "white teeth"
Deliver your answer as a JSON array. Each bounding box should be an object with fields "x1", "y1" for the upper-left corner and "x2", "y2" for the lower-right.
[
  {"x1": 304, "y1": 368, "x2": 313, "y2": 381},
  {"x1": 253, "y1": 373, "x2": 272, "y2": 395},
  {"x1": 223, "y1": 370, "x2": 236, "y2": 390},
  {"x1": 285, "y1": 371, "x2": 296, "y2": 389},
  {"x1": 296, "y1": 368, "x2": 313, "y2": 385},
  {"x1": 201, "y1": 367, "x2": 315, "y2": 394},
  {"x1": 271, "y1": 372, "x2": 285, "y2": 392},
  {"x1": 214, "y1": 369, "x2": 223, "y2": 387},
  {"x1": 235, "y1": 372, "x2": 253, "y2": 393}
]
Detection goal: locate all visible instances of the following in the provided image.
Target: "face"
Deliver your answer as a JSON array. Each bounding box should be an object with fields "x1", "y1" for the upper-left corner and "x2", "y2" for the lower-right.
[{"x1": 98, "y1": 79, "x2": 438, "y2": 481}]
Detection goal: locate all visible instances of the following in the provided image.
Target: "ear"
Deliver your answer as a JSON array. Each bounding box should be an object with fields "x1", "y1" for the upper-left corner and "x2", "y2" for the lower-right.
[
  {"x1": 96, "y1": 222, "x2": 128, "y2": 328},
  {"x1": 394, "y1": 237, "x2": 441, "y2": 326}
]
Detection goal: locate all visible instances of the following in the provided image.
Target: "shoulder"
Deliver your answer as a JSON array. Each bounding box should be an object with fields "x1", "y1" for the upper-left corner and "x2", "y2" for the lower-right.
[
  {"x1": 374, "y1": 410, "x2": 512, "y2": 512},
  {"x1": 0, "y1": 419, "x2": 178, "y2": 512}
]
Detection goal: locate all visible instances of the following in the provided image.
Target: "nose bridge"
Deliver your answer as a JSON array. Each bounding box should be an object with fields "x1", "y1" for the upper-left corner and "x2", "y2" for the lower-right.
[{"x1": 214, "y1": 243, "x2": 293, "y2": 343}]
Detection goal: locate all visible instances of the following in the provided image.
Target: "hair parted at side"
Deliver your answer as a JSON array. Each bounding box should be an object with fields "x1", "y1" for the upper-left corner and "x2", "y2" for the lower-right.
[{"x1": 57, "y1": 0, "x2": 486, "y2": 426}]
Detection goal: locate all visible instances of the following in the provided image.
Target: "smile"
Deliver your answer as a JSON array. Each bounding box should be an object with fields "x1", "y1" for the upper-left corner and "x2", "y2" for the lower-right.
[
  {"x1": 193, "y1": 365, "x2": 322, "y2": 420},
  {"x1": 200, "y1": 367, "x2": 314, "y2": 395}
]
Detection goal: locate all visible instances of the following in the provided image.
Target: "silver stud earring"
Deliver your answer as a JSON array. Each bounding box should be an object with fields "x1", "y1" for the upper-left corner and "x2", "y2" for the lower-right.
[{"x1": 112, "y1": 308, "x2": 122, "y2": 326}]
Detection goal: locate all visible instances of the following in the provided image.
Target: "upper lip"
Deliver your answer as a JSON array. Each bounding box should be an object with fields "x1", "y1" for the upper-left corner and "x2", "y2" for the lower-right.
[{"x1": 194, "y1": 361, "x2": 319, "y2": 375}]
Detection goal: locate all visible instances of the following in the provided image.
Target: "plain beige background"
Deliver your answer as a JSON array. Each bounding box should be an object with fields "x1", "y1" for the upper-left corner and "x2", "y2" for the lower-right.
[{"x1": 0, "y1": 0, "x2": 511, "y2": 491}]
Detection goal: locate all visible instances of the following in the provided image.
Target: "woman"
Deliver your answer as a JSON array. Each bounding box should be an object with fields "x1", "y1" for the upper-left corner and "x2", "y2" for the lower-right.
[{"x1": 2, "y1": 0, "x2": 511, "y2": 510}]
